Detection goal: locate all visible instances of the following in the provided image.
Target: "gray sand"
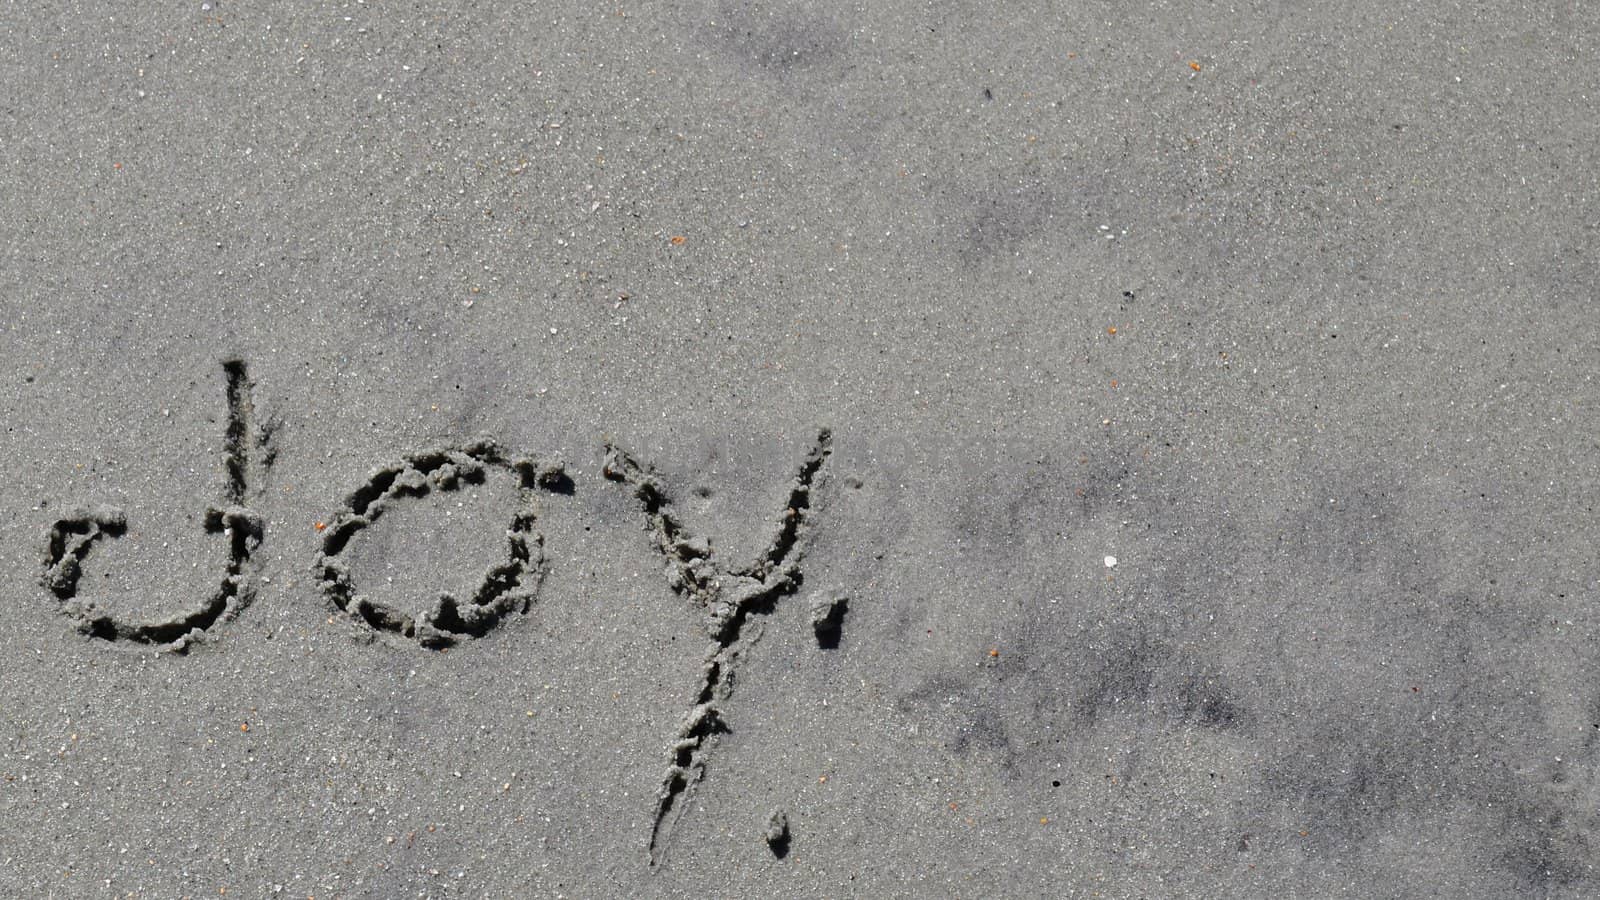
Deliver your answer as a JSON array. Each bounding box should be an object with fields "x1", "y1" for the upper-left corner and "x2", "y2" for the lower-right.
[{"x1": 3, "y1": 2, "x2": 1599, "y2": 896}]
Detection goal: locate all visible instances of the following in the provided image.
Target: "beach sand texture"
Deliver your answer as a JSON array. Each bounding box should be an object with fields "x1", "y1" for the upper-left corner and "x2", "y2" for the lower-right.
[{"x1": 3, "y1": 3, "x2": 1599, "y2": 896}]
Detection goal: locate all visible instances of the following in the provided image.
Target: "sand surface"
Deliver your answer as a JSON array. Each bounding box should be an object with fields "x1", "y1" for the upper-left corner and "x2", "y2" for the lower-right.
[{"x1": 3, "y1": 2, "x2": 1599, "y2": 897}]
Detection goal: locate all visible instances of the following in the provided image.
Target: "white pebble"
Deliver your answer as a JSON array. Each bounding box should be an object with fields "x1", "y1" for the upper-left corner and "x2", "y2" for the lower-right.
[{"x1": 1104, "y1": 555, "x2": 1118, "y2": 568}]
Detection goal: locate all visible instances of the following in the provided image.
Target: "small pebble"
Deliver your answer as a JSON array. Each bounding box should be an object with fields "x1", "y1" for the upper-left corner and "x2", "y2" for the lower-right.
[{"x1": 764, "y1": 809, "x2": 790, "y2": 859}]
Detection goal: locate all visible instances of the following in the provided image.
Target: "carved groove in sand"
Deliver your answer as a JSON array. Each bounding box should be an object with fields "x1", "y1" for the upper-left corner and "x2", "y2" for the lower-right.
[
  {"x1": 312, "y1": 442, "x2": 572, "y2": 649},
  {"x1": 39, "y1": 361, "x2": 267, "y2": 652},
  {"x1": 34, "y1": 359, "x2": 843, "y2": 864},
  {"x1": 604, "y1": 429, "x2": 833, "y2": 866}
]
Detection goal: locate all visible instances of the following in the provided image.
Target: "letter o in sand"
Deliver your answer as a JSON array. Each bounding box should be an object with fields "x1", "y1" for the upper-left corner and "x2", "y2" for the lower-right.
[{"x1": 313, "y1": 440, "x2": 571, "y2": 649}]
